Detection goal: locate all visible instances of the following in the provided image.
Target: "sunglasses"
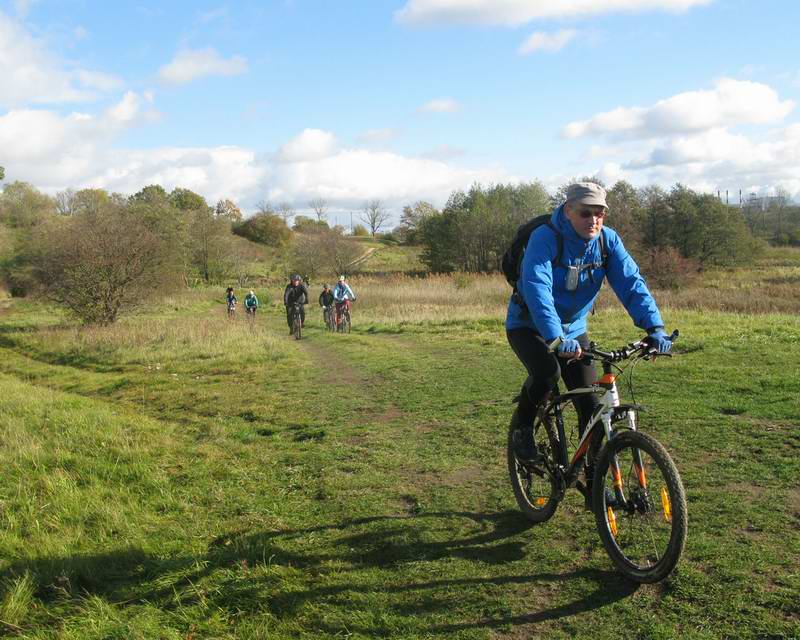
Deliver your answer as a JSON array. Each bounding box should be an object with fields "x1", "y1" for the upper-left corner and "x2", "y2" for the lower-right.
[{"x1": 577, "y1": 208, "x2": 607, "y2": 219}]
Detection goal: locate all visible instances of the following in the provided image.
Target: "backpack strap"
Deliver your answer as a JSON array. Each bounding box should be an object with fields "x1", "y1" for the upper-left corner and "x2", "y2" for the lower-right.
[{"x1": 599, "y1": 228, "x2": 608, "y2": 269}]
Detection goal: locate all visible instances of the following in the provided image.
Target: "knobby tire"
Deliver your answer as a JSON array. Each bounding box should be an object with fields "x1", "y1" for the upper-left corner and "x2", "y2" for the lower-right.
[{"x1": 592, "y1": 430, "x2": 687, "y2": 583}]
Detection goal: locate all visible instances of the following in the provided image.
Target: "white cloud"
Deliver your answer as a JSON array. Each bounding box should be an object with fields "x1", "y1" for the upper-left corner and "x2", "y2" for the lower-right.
[
  {"x1": 559, "y1": 79, "x2": 800, "y2": 198},
  {"x1": 267, "y1": 147, "x2": 513, "y2": 209},
  {"x1": 518, "y1": 29, "x2": 578, "y2": 55},
  {"x1": 395, "y1": 0, "x2": 713, "y2": 26},
  {"x1": 157, "y1": 48, "x2": 248, "y2": 85},
  {"x1": 563, "y1": 78, "x2": 795, "y2": 139},
  {"x1": 356, "y1": 128, "x2": 399, "y2": 144},
  {"x1": 0, "y1": 12, "x2": 121, "y2": 107},
  {"x1": 418, "y1": 98, "x2": 461, "y2": 113},
  {"x1": 0, "y1": 99, "x2": 513, "y2": 211},
  {"x1": 276, "y1": 128, "x2": 338, "y2": 163}
]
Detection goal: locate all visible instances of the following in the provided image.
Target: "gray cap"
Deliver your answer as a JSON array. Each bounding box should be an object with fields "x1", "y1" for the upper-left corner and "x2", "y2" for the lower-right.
[{"x1": 566, "y1": 182, "x2": 607, "y2": 208}]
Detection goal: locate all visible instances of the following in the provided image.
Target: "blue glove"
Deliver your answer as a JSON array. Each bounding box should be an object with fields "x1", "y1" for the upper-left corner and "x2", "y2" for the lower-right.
[
  {"x1": 646, "y1": 329, "x2": 672, "y2": 354},
  {"x1": 557, "y1": 338, "x2": 582, "y2": 358}
]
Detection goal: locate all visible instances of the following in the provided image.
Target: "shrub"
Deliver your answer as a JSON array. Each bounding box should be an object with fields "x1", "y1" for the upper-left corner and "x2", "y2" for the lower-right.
[
  {"x1": 352, "y1": 224, "x2": 369, "y2": 237},
  {"x1": 292, "y1": 216, "x2": 329, "y2": 233},
  {"x1": 233, "y1": 213, "x2": 292, "y2": 247},
  {"x1": 639, "y1": 247, "x2": 698, "y2": 290},
  {"x1": 33, "y1": 207, "x2": 174, "y2": 324}
]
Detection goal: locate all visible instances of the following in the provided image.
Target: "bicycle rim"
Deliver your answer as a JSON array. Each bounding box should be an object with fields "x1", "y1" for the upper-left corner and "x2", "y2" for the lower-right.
[{"x1": 593, "y1": 431, "x2": 687, "y2": 583}]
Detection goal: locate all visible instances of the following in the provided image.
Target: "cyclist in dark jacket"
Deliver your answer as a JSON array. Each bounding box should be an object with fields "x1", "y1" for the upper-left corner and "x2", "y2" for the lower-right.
[
  {"x1": 225, "y1": 287, "x2": 237, "y2": 312},
  {"x1": 284, "y1": 274, "x2": 308, "y2": 331},
  {"x1": 507, "y1": 182, "x2": 673, "y2": 462},
  {"x1": 319, "y1": 283, "x2": 334, "y2": 312}
]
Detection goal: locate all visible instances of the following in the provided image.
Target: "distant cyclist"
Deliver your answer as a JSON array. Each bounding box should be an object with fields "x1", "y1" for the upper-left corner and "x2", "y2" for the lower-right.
[
  {"x1": 319, "y1": 283, "x2": 334, "y2": 324},
  {"x1": 244, "y1": 290, "x2": 259, "y2": 316},
  {"x1": 333, "y1": 275, "x2": 356, "y2": 328},
  {"x1": 284, "y1": 274, "x2": 309, "y2": 333},
  {"x1": 225, "y1": 287, "x2": 237, "y2": 317}
]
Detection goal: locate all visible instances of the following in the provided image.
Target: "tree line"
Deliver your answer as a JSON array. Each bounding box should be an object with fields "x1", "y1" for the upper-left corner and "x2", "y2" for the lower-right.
[
  {"x1": 398, "y1": 179, "x2": 766, "y2": 286},
  {"x1": 0, "y1": 180, "x2": 377, "y2": 324}
]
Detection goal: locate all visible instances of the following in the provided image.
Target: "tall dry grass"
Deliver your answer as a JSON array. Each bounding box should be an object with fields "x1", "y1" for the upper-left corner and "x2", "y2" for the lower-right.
[
  {"x1": 345, "y1": 250, "x2": 800, "y2": 325},
  {"x1": 349, "y1": 273, "x2": 509, "y2": 325},
  {"x1": 28, "y1": 311, "x2": 289, "y2": 366}
]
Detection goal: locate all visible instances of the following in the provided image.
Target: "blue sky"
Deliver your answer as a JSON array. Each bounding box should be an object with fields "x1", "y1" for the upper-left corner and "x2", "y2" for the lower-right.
[{"x1": 1, "y1": 0, "x2": 799, "y2": 219}]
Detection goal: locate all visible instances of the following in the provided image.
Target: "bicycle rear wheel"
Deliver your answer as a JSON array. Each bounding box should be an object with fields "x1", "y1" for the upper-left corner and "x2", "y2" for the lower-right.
[
  {"x1": 507, "y1": 409, "x2": 559, "y2": 523},
  {"x1": 592, "y1": 430, "x2": 687, "y2": 583}
]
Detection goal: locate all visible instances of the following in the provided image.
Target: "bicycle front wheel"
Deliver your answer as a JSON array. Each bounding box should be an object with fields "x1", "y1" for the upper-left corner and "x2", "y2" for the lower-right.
[{"x1": 592, "y1": 430, "x2": 687, "y2": 583}]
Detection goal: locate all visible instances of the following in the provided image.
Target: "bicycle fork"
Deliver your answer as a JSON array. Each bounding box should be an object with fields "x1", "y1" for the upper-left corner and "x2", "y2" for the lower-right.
[{"x1": 602, "y1": 379, "x2": 650, "y2": 516}]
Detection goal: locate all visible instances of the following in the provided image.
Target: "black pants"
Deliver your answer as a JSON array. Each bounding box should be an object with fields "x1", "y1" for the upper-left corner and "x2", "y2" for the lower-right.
[
  {"x1": 507, "y1": 328, "x2": 599, "y2": 434},
  {"x1": 286, "y1": 305, "x2": 305, "y2": 328}
]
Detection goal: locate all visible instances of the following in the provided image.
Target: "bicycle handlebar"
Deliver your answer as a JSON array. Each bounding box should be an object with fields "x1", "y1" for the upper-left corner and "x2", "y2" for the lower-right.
[
  {"x1": 586, "y1": 329, "x2": 679, "y2": 363},
  {"x1": 548, "y1": 330, "x2": 679, "y2": 363}
]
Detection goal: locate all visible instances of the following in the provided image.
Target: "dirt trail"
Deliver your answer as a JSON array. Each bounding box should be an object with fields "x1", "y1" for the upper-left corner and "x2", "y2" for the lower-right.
[{"x1": 345, "y1": 247, "x2": 378, "y2": 270}]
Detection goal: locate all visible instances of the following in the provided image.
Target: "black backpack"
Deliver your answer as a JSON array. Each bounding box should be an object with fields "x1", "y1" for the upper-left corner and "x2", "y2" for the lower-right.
[{"x1": 501, "y1": 214, "x2": 608, "y2": 307}]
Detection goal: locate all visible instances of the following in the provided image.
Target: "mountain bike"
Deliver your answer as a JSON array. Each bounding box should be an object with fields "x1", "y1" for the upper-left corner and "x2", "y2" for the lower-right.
[
  {"x1": 336, "y1": 302, "x2": 352, "y2": 334},
  {"x1": 323, "y1": 305, "x2": 336, "y2": 332},
  {"x1": 227, "y1": 301, "x2": 236, "y2": 319},
  {"x1": 288, "y1": 303, "x2": 303, "y2": 340},
  {"x1": 507, "y1": 332, "x2": 687, "y2": 583}
]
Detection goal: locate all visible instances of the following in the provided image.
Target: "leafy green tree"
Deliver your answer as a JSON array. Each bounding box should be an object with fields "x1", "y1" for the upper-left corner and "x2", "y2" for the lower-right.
[
  {"x1": 130, "y1": 184, "x2": 169, "y2": 205},
  {"x1": 606, "y1": 180, "x2": 643, "y2": 250},
  {"x1": 0, "y1": 166, "x2": 5, "y2": 181},
  {"x1": 638, "y1": 185, "x2": 671, "y2": 249},
  {"x1": 399, "y1": 201, "x2": 438, "y2": 244},
  {"x1": 0, "y1": 182, "x2": 56, "y2": 228},
  {"x1": 417, "y1": 182, "x2": 550, "y2": 273},
  {"x1": 170, "y1": 187, "x2": 208, "y2": 212},
  {"x1": 73, "y1": 188, "x2": 111, "y2": 216}
]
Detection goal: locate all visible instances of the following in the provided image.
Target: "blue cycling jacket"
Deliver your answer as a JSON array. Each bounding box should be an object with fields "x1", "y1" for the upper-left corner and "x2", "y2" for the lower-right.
[{"x1": 505, "y1": 204, "x2": 663, "y2": 342}]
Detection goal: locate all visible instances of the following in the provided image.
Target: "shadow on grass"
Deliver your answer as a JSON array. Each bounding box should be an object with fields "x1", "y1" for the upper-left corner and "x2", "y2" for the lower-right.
[{"x1": 2, "y1": 510, "x2": 637, "y2": 634}]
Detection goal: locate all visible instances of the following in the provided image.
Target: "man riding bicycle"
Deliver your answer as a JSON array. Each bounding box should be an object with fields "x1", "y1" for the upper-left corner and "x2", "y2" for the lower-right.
[
  {"x1": 244, "y1": 290, "x2": 259, "y2": 316},
  {"x1": 333, "y1": 275, "x2": 356, "y2": 328},
  {"x1": 506, "y1": 182, "x2": 673, "y2": 464},
  {"x1": 319, "y1": 283, "x2": 334, "y2": 324},
  {"x1": 284, "y1": 274, "x2": 308, "y2": 333}
]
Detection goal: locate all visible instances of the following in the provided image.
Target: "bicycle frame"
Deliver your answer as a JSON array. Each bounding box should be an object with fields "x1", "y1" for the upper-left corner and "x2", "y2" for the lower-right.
[{"x1": 540, "y1": 359, "x2": 645, "y2": 506}]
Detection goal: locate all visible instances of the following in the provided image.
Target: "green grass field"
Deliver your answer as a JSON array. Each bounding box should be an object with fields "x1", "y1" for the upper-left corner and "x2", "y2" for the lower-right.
[{"x1": 0, "y1": 256, "x2": 798, "y2": 638}]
